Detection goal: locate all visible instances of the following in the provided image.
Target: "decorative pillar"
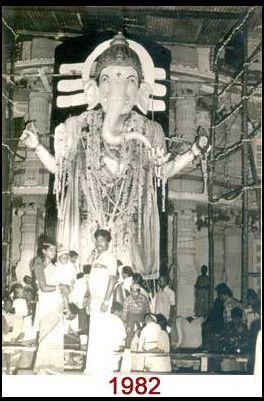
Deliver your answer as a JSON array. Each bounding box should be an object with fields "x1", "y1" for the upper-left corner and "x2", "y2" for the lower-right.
[
  {"x1": 168, "y1": 81, "x2": 200, "y2": 316},
  {"x1": 15, "y1": 80, "x2": 52, "y2": 282},
  {"x1": 175, "y1": 82, "x2": 198, "y2": 142},
  {"x1": 176, "y1": 204, "x2": 197, "y2": 317},
  {"x1": 16, "y1": 203, "x2": 37, "y2": 282},
  {"x1": 12, "y1": 38, "x2": 60, "y2": 283}
]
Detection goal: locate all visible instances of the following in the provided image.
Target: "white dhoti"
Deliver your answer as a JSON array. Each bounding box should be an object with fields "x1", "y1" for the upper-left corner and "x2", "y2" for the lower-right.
[{"x1": 84, "y1": 251, "x2": 117, "y2": 375}]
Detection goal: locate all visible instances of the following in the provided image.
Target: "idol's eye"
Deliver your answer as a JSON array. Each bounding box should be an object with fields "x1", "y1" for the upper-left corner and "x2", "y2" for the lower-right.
[
  {"x1": 100, "y1": 76, "x2": 110, "y2": 84},
  {"x1": 128, "y1": 76, "x2": 138, "y2": 85}
]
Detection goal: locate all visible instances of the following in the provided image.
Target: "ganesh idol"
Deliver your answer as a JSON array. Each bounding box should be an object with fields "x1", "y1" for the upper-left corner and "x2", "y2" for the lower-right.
[{"x1": 21, "y1": 32, "x2": 210, "y2": 279}]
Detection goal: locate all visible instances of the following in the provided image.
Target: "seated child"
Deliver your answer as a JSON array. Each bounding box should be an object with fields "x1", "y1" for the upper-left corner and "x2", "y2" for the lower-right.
[
  {"x1": 12, "y1": 285, "x2": 28, "y2": 318},
  {"x1": 2, "y1": 299, "x2": 24, "y2": 342}
]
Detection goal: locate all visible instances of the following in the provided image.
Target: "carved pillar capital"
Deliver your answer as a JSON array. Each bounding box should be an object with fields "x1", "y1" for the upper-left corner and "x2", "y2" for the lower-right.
[{"x1": 173, "y1": 81, "x2": 200, "y2": 146}]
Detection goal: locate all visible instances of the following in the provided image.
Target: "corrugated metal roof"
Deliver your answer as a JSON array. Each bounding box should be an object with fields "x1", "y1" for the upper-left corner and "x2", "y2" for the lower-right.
[{"x1": 3, "y1": 6, "x2": 259, "y2": 46}]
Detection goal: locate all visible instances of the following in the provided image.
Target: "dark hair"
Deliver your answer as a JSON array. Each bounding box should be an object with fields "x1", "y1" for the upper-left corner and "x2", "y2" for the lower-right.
[
  {"x1": 69, "y1": 250, "x2": 78, "y2": 258},
  {"x1": 122, "y1": 266, "x2": 134, "y2": 277},
  {"x1": 246, "y1": 288, "x2": 260, "y2": 313},
  {"x1": 10, "y1": 283, "x2": 23, "y2": 293},
  {"x1": 132, "y1": 273, "x2": 143, "y2": 286},
  {"x1": 155, "y1": 314, "x2": 168, "y2": 331},
  {"x1": 215, "y1": 283, "x2": 233, "y2": 297},
  {"x1": 201, "y1": 265, "x2": 208, "y2": 272},
  {"x1": 117, "y1": 259, "x2": 123, "y2": 267},
  {"x1": 83, "y1": 264, "x2": 92, "y2": 274},
  {"x1": 94, "y1": 228, "x2": 111, "y2": 243},
  {"x1": 76, "y1": 272, "x2": 84, "y2": 279},
  {"x1": 23, "y1": 275, "x2": 33, "y2": 285},
  {"x1": 68, "y1": 303, "x2": 79, "y2": 316},
  {"x1": 246, "y1": 288, "x2": 258, "y2": 300},
  {"x1": 111, "y1": 301, "x2": 123, "y2": 314},
  {"x1": 144, "y1": 313, "x2": 157, "y2": 323},
  {"x1": 37, "y1": 239, "x2": 56, "y2": 261},
  {"x1": 231, "y1": 307, "x2": 243, "y2": 320}
]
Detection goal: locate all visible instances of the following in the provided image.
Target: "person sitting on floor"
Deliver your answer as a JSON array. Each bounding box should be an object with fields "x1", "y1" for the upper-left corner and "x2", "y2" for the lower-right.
[
  {"x1": 155, "y1": 314, "x2": 171, "y2": 372},
  {"x1": 2, "y1": 299, "x2": 17, "y2": 342},
  {"x1": 223, "y1": 307, "x2": 249, "y2": 353},
  {"x1": 244, "y1": 288, "x2": 261, "y2": 330},
  {"x1": 12, "y1": 284, "x2": 29, "y2": 320},
  {"x1": 215, "y1": 283, "x2": 242, "y2": 324},
  {"x1": 138, "y1": 313, "x2": 171, "y2": 372},
  {"x1": 63, "y1": 303, "x2": 81, "y2": 348},
  {"x1": 2, "y1": 297, "x2": 36, "y2": 342}
]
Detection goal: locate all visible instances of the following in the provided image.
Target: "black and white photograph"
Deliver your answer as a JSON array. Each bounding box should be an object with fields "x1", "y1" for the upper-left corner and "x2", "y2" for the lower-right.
[{"x1": 2, "y1": 6, "x2": 262, "y2": 397}]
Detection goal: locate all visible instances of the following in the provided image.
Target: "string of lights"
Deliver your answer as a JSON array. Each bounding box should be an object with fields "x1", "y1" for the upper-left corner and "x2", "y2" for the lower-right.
[
  {"x1": 2, "y1": 143, "x2": 26, "y2": 161},
  {"x1": 2, "y1": 92, "x2": 27, "y2": 115},
  {"x1": 2, "y1": 17, "x2": 19, "y2": 39},
  {"x1": 218, "y1": 42, "x2": 262, "y2": 98},
  {"x1": 212, "y1": 124, "x2": 261, "y2": 162},
  {"x1": 212, "y1": 82, "x2": 262, "y2": 130},
  {"x1": 214, "y1": 5, "x2": 259, "y2": 67}
]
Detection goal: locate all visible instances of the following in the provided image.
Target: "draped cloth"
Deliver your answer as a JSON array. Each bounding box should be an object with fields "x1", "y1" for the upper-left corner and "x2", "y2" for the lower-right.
[
  {"x1": 33, "y1": 264, "x2": 65, "y2": 375},
  {"x1": 54, "y1": 109, "x2": 166, "y2": 279}
]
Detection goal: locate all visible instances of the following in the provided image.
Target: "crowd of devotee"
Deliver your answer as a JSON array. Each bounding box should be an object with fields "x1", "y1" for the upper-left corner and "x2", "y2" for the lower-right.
[{"x1": 2, "y1": 231, "x2": 261, "y2": 375}]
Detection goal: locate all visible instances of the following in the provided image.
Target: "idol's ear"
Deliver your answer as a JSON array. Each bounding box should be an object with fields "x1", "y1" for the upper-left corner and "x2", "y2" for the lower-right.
[
  {"x1": 136, "y1": 81, "x2": 152, "y2": 115},
  {"x1": 83, "y1": 79, "x2": 99, "y2": 110}
]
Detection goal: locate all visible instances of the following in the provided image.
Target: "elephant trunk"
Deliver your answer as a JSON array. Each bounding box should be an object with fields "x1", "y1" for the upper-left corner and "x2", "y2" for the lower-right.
[{"x1": 102, "y1": 79, "x2": 151, "y2": 149}]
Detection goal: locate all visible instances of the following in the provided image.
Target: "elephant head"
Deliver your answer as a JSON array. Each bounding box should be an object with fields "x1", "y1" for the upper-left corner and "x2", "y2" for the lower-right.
[{"x1": 83, "y1": 32, "x2": 152, "y2": 148}]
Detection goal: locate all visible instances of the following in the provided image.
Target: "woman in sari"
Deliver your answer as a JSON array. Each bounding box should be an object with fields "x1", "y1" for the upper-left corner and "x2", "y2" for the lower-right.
[{"x1": 33, "y1": 241, "x2": 65, "y2": 375}]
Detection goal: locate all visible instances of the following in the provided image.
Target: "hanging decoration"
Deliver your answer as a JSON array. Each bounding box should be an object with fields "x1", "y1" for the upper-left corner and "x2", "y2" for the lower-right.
[{"x1": 54, "y1": 108, "x2": 167, "y2": 254}]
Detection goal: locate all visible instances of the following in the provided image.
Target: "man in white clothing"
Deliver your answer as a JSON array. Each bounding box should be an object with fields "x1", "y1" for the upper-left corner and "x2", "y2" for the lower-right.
[
  {"x1": 84, "y1": 228, "x2": 117, "y2": 374},
  {"x1": 154, "y1": 276, "x2": 175, "y2": 324}
]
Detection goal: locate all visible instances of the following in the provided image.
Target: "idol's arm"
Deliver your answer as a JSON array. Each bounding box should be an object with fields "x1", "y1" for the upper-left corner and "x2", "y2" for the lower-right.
[
  {"x1": 34, "y1": 144, "x2": 57, "y2": 174},
  {"x1": 163, "y1": 135, "x2": 210, "y2": 178},
  {"x1": 164, "y1": 148, "x2": 196, "y2": 178},
  {"x1": 20, "y1": 128, "x2": 57, "y2": 174}
]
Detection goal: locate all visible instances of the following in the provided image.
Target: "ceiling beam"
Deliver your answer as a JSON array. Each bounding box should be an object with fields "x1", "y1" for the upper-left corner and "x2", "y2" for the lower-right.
[{"x1": 4, "y1": 6, "x2": 248, "y2": 20}]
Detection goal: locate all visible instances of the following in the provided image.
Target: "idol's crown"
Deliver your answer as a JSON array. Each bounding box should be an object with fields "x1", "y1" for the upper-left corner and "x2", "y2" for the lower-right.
[{"x1": 95, "y1": 32, "x2": 143, "y2": 80}]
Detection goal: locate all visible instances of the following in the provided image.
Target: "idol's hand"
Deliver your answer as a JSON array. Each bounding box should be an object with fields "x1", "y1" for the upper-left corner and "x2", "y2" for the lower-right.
[
  {"x1": 193, "y1": 127, "x2": 211, "y2": 156},
  {"x1": 20, "y1": 121, "x2": 40, "y2": 149}
]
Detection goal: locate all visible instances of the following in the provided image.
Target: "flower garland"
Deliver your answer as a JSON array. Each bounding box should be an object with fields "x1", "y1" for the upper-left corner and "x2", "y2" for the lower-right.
[{"x1": 54, "y1": 108, "x2": 167, "y2": 253}]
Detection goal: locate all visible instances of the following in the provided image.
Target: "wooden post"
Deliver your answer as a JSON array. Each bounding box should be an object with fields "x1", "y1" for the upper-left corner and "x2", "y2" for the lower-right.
[
  {"x1": 241, "y1": 21, "x2": 249, "y2": 303},
  {"x1": 207, "y1": 48, "x2": 219, "y2": 308}
]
